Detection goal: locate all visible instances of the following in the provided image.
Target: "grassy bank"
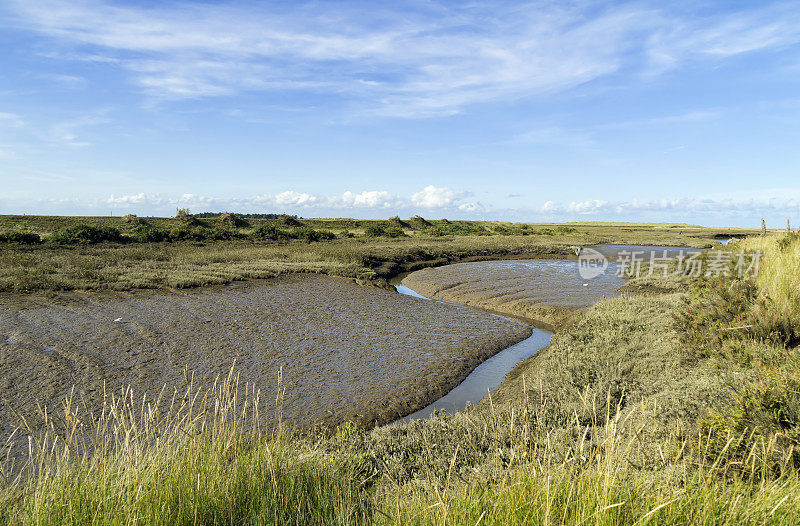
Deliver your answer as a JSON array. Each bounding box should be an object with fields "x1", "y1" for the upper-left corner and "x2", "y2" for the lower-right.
[
  {"x1": 2, "y1": 226, "x2": 797, "y2": 523},
  {"x1": 0, "y1": 214, "x2": 737, "y2": 294}
]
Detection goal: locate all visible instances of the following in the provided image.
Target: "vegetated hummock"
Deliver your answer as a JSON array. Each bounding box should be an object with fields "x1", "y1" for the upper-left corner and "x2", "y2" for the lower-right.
[
  {"x1": 0, "y1": 214, "x2": 736, "y2": 294},
  {"x1": 2, "y1": 217, "x2": 797, "y2": 524}
]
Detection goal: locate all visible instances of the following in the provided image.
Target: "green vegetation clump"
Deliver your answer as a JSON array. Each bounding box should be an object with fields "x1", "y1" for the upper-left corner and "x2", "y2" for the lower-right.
[
  {"x1": 219, "y1": 211, "x2": 248, "y2": 228},
  {"x1": 556, "y1": 225, "x2": 579, "y2": 234},
  {"x1": 0, "y1": 231, "x2": 41, "y2": 244},
  {"x1": 387, "y1": 215, "x2": 410, "y2": 228},
  {"x1": 295, "y1": 227, "x2": 336, "y2": 243},
  {"x1": 174, "y1": 207, "x2": 199, "y2": 226},
  {"x1": 276, "y1": 214, "x2": 303, "y2": 227},
  {"x1": 364, "y1": 224, "x2": 407, "y2": 238},
  {"x1": 133, "y1": 224, "x2": 170, "y2": 243},
  {"x1": 423, "y1": 226, "x2": 448, "y2": 237},
  {"x1": 408, "y1": 215, "x2": 431, "y2": 230},
  {"x1": 444, "y1": 222, "x2": 489, "y2": 235},
  {"x1": 49, "y1": 224, "x2": 124, "y2": 244},
  {"x1": 207, "y1": 227, "x2": 245, "y2": 241},
  {"x1": 250, "y1": 225, "x2": 292, "y2": 241},
  {"x1": 123, "y1": 213, "x2": 141, "y2": 225}
]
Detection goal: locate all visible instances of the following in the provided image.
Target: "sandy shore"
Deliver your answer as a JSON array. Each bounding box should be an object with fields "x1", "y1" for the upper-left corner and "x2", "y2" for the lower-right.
[{"x1": 0, "y1": 275, "x2": 530, "y2": 452}]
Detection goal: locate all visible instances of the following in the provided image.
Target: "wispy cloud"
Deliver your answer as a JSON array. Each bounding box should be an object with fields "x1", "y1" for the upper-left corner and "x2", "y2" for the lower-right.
[{"x1": 6, "y1": 1, "x2": 798, "y2": 117}]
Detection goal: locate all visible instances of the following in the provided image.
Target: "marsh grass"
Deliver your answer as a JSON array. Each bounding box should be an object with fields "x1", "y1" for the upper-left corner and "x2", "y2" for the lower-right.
[
  {"x1": 377, "y1": 399, "x2": 800, "y2": 525},
  {"x1": 0, "y1": 217, "x2": 724, "y2": 293},
  {"x1": 4, "y1": 368, "x2": 800, "y2": 524},
  {"x1": 676, "y1": 234, "x2": 800, "y2": 478},
  {"x1": 0, "y1": 367, "x2": 373, "y2": 525}
]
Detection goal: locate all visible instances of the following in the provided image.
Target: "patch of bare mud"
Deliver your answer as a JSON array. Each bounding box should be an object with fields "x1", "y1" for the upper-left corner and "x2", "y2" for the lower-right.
[
  {"x1": 402, "y1": 259, "x2": 627, "y2": 329},
  {"x1": 0, "y1": 275, "x2": 530, "y2": 455}
]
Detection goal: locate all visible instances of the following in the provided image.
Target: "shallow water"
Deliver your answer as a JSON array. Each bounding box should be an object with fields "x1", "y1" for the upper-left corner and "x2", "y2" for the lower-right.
[
  {"x1": 395, "y1": 284, "x2": 552, "y2": 422},
  {"x1": 396, "y1": 247, "x2": 700, "y2": 421},
  {"x1": 591, "y1": 244, "x2": 701, "y2": 261}
]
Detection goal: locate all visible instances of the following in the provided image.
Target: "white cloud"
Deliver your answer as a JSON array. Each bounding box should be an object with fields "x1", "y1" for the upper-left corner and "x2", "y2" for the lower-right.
[
  {"x1": 273, "y1": 190, "x2": 318, "y2": 206},
  {"x1": 6, "y1": 1, "x2": 797, "y2": 116},
  {"x1": 335, "y1": 190, "x2": 401, "y2": 208},
  {"x1": 539, "y1": 196, "x2": 800, "y2": 217},
  {"x1": 0, "y1": 112, "x2": 24, "y2": 128},
  {"x1": 98, "y1": 185, "x2": 480, "y2": 215},
  {"x1": 411, "y1": 185, "x2": 469, "y2": 208},
  {"x1": 458, "y1": 202, "x2": 484, "y2": 213},
  {"x1": 4, "y1": 188, "x2": 797, "y2": 226}
]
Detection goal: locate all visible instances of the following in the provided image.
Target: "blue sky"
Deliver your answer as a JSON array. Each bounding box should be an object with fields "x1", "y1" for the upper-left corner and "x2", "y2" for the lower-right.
[{"x1": 1, "y1": 0, "x2": 799, "y2": 226}]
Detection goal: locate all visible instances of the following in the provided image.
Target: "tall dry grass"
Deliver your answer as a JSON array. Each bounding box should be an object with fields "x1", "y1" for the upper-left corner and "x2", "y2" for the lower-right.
[
  {"x1": 377, "y1": 393, "x2": 800, "y2": 525},
  {"x1": 737, "y1": 233, "x2": 800, "y2": 315},
  {"x1": 0, "y1": 367, "x2": 372, "y2": 525}
]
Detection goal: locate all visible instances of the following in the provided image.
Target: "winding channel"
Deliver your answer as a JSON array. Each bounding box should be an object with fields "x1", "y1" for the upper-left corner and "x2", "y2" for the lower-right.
[
  {"x1": 394, "y1": 245, "x2": 702, "y2": 423},
  {"x1": 396, "y1": 283, "x2": 553, "y2": 422}
]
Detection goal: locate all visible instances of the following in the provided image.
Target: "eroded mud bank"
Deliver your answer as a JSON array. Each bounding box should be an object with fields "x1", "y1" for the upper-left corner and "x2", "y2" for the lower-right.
[{"x1": 0, "y1": 275, "x2": 530, "y2": 450}]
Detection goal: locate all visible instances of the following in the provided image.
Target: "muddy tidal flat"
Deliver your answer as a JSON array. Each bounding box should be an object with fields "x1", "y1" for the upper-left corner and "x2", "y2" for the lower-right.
[
  {"x1": 0, "y1": 275, "x2": 531, "y2": 444},
  {"x1": 402, "y1": 258, "x2": 627, "y2": 328}
]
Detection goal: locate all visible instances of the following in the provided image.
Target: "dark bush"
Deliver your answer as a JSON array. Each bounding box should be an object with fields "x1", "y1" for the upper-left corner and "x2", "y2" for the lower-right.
[
  {"x1": 364, "y1": 224, "x2": 407, "y2": 238},
  {"x1": 446, "y1": 222, "x2": 488, "y2": 235},
  {"x1": 409, "y1": 215, "x2": 431, "y2": 229},
  {"x1": 387, "y1": 216, "x2": 410, "y2": 228},
  {"x1": 424, "y1": 226, "x2": 447, "y2": 237},
  {"x1": 50, "y1": 224, "x2": 124, "y2": 244},
  {"x1": 363, "y1": 225, "x2": 386, "y2": 237},
  {"x1": 383, "y1": 226, "x2": 407, "y2": 238},
  {"x1": 295, "y1": 227, "x2": 336, "y2": 243},
  {"x1": 134, "y1": 225, "x2": 170, "y2": 242},
  {"x1": 0, "y1": 231, "x2": 42, "y2": 244},
  {"x1": 169, "y1": 226, "x2": 208, "y2": 241},
  {"x1": 250, "y1": 225, "x2": 292, "y2": 241},
  {"x1": 276, "y1": 214, "x2": 303, "y2": 227},
  {"x1": 219, "y1": 212, "x2": 248, "y2": 228},
  {"x1": 208, "y1": 227, "x2": 245, "y2": 240},
  {"x1": 174, "y1": 208, "x2": 200, "y2": 226}
]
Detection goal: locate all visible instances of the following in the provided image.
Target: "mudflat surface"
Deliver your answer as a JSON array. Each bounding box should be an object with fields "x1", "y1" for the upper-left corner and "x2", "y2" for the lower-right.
[
  {"x1": 402, "y1": 258, "x2": 627, "y2": 328},
  {"x1": 0, "y1": 275, "x2": 530, "y2": 445}
]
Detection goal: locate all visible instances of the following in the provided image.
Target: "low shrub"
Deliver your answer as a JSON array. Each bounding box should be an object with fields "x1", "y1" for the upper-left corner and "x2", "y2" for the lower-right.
[
  {"x1": 276, "y1": 214, "x2": 302, "y2": 227},
  {"x1": 387, "y1": 216, "x2": 410, "y2": 228},
  {"x1": 0, "y1": 231, "x2": 42, "y2": 245},
  {"x1": 445, "y1": 222, "x2": 488, "y2": 236},
  {"x1": 208, "y1": 227, "x2": 245, "y2": 241},
  {"x1": 383, "y1": 226, "x2": 407, "y2": 238},
  {"x1": 424, "y1": 226, "x2": 448, "y2": 237},
  {"x1": 219, "y1": 211, "x2": 248, "y2": 227},
  {"x1": 250, "y1": 225, "x2": 292, "y2": 241},
  {"x1": 295, "y1": 227, "x2": 335, "y2": 243},
  {"x1": 169, "y1": 226, "x2": 207, "y2": 241},
  {"x1": 49, "y1": 224, "x2": 124, "y2": 244},
  {"x1": 123, "y1": 213, "x2": 141, "y2": 225},
  {"x1": 363, "y1": 225, "x2": 387, "y2": 237},
  {"x1": 409, "y1": 215, "x2": 431, "y2": 229},
  {"x1": 133, "y1": 225, "x2": 170, "y2": 243}
]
